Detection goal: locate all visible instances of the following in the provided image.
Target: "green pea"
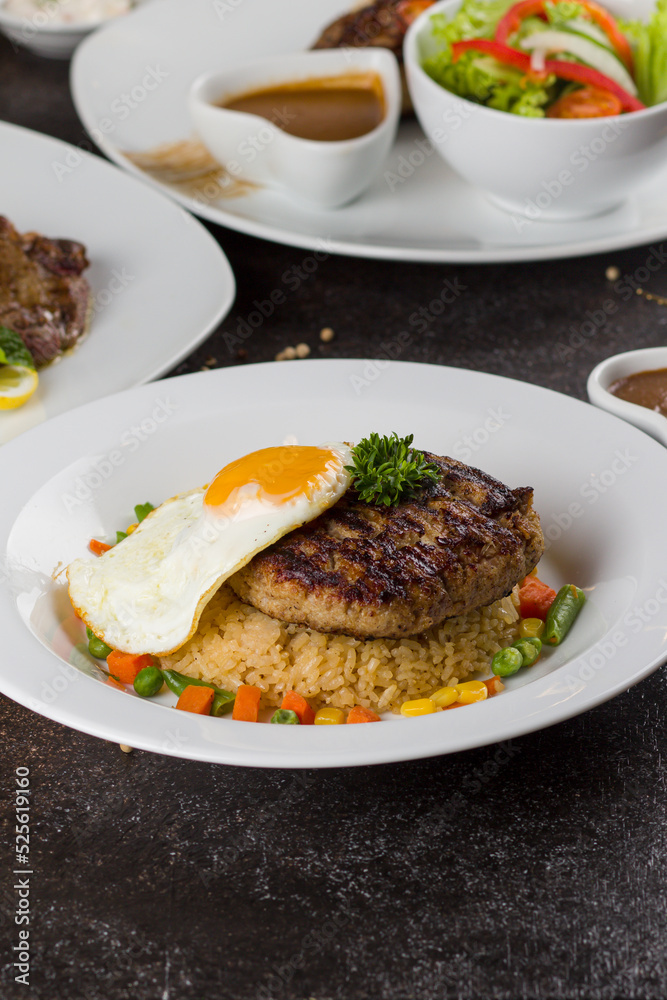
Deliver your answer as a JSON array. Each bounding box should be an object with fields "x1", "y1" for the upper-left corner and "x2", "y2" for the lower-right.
[
  {"x1": 270, "y1": 709, "x2": 300, "y2": 725},
  {"x1": 88, "y1": 636, "x2": 113, "y2": 660},
  {"x1": 133, "y1": 666, "x2": 164, "y2": 698},
  {"x1": 512, "y1": 637, "x2": 542, "y2": 666},
  {"x1": 491, "y1": 646, "x2": 523, "y2": 677},
  {"x1": 544, "y1": 584, "x2": 586, "y2": 646},
  {"x1": 86, "y1": 626, "x2": 95, "y2": 641},
  {"x1": 116, "y1": 530, "x2": 127, "y2": 544}
]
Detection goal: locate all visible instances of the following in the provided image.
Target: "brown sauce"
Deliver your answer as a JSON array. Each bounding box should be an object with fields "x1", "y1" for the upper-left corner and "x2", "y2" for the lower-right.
[
  {"x1": 219, "y1": 72, "x2": 385, "y2": 142},
  {"x1": 608, "y1": 367, "x2": 667, "y2": 417}
]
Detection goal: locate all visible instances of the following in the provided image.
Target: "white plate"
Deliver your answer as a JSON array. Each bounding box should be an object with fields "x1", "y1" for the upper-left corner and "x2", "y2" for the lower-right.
[
  {"x1": 2, "y1": 359, "x2": 667, "y2": 768},
  {"x1": 71, "y1": 0, "x2": 667, "y2": 264},
  {"x1": 0, "y1": 121, "x2": 234, "y2": 444}
]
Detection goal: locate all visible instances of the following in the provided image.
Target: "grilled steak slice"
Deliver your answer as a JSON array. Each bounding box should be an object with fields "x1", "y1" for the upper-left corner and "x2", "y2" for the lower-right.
[
  {"x1": 230, "y1": 454, "x2": 544, "y2": 638},
  {"x1": 0, "y1": 216, "x2": 91, "y2": 367}
]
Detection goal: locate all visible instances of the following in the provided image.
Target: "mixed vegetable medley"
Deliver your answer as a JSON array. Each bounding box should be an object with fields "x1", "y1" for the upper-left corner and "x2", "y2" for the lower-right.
[{"x1": 422, "y1": 0, "x2": 667, "y2": 117}]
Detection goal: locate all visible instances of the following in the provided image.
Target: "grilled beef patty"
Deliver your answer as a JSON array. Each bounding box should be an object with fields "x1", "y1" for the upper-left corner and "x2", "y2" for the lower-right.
[
  {"x1": 230, "y1": 454, "x2": 545, "y2": 638},
  {"x1": 0, "y1": 216, "x2": 91, "y2": 367}
]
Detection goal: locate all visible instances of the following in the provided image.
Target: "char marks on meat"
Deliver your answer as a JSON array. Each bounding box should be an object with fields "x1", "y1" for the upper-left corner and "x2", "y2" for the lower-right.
[
  {"x1": 230, "y1": 453, "x2": 545, "y2": 638},
  {"x1": 0, "y1": 216, "x2": 91, "y2": 367}
]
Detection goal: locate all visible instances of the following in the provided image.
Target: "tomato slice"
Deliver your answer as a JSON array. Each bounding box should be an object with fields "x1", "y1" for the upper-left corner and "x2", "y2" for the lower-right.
[
  {"x1": 494, "y1": 0, "x2": 634, "y2": 73},
  {"x1": 547, "y1": 85, "x2": 623, "y2": 118},
  {"x1": 450, "y1": 40, "x2": 645, "y2": 112}
]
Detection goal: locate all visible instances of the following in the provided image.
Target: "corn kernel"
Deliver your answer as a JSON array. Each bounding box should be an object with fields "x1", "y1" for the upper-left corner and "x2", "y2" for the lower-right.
[
  {"x1": 529, "y1": 566, "x2": 539, "y2": 576},
  {"x1": 519, "y1": 617, "x2": 545, "y2": 639},
  {"x1": 431, "y1": 686, "x2": 459, "y2": 708},
  {"x1": 454, "y1": 681, "x2": 488, "y2": 705},
  {"x1": 400, "y1": 697, "x2": 436, "y2": 717},
  {"x1": 126, "y1": 522, "x2": 138, "y2": 535},
  {"x1": 314, "y1": 707, "x2": 344, "y2": 725}
]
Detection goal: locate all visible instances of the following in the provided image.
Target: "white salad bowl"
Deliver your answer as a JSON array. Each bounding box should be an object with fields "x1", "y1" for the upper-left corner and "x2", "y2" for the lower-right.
[
  {"x1": 587, "y1": 346, "x2": 667, "y2": 446},
  {"x1": 403, "y1": 0, "x2": 667, "y2": 221},
  {"x1": 189, "y1": 48, "x2": 402, "y2": 210},
  {"x1": 0, "y1": 0, "x2": 134, "y2": 59}
]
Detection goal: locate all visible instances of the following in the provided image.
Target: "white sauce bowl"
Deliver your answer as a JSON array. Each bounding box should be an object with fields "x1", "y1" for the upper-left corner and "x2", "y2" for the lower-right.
[
  {"x1": 588, "y1": 347, "x2": 667, "y2": 446},
  {"x1": 189, "y1": 48, "x2": 402, "y2": 210}
]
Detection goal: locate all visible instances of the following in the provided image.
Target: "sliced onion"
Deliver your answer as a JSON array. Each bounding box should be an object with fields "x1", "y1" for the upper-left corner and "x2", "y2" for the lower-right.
[{"x1": 530, "y1": 47, "x2": 547, "y2": 74}]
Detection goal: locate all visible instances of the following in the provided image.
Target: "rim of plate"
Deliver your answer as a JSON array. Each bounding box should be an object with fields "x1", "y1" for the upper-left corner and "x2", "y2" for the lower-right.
[
  {"x1": 2, "y1": 360, "x2": 667, "y2": 767},
  {"x1": 0, "y1": 121, "x2": 235, "y2": 440}
]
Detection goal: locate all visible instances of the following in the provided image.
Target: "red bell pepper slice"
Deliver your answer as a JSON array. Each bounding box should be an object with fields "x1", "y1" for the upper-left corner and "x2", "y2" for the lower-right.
[
  {"x1": 494, "y1": 0, "x2": 634, "y2": 74},
  {"x1": 450, "y1": 39, "x2": 645, "y2": 112}
]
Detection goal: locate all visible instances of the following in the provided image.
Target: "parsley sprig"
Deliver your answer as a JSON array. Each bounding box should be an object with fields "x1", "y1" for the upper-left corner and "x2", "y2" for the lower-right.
[{"x1": 345, "y1": 433, "x2": 440, "y2": 507}]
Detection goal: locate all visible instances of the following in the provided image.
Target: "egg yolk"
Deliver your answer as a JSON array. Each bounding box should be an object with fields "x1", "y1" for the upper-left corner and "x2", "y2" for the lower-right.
[{"x1": 204, "y1": 446, "x2": 340, "y2": 511}]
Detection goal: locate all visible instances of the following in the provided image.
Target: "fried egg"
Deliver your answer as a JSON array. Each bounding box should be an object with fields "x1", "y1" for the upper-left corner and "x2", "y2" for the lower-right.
[{"x1": 67, "y1": 442, "x2": 352, "y2": 655}]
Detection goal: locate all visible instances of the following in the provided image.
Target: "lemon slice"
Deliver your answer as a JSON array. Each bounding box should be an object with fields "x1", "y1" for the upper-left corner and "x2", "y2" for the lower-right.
[{"x1": 0, "y1": 365, "x2": 39, "y2": 410}]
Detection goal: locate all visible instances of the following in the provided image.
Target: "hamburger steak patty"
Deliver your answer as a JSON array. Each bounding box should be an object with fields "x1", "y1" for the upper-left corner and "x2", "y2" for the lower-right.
[{"x1": 230, "y1": 453, "x2": 545, "y2": 638}]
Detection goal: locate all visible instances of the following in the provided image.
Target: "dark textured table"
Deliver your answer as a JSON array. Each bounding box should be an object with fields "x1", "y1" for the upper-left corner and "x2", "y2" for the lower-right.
[{"x1": 2, "y1": 31, "x2": 667, "y2": 1000}]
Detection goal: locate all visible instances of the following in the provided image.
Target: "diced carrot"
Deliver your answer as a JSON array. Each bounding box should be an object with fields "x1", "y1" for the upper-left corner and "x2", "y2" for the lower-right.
[
  {"x1": 176, "y1": 684, "x2": 215, "y2": 715},
  {"x1": 346, "y1": 705, "x2": 381, "y2": 724},
  {"x1": 281, "y1": 691, "x2": 315, "y2": 725},
  {"x1": 89, "y1": 538, "x2": 112, "y2": 556},
  {"x1": 443, "y1": 701, "x2": 465, "y2": 710},
  {"x1": 106, "y1": 650, "x2": 154, "y2": 685},
  {"x1": 105, "y1": 676, "x2": 126, "y2": 692},
  {"x1": 518, "y1": 575, "x2": 557, "y2": 620},
  {"x1": 232, "y1": 684, "x2": 261, "y2": 722},
  {"x1": 484, "y1": 677, "x2": 505, "y2": 697}
]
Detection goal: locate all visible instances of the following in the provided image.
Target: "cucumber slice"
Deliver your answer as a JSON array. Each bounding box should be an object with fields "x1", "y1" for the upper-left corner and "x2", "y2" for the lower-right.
[
  {"x1": 551, "y1": 18, "x2": 614, "y2": 50},
  {"x1": 520, "y1": 29, "x2": 637, "y2": 95}
]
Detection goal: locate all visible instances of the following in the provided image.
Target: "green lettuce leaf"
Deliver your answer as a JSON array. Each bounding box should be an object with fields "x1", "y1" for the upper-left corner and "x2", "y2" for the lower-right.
[
  {"x1": 422, "y1": 0, "x2": 556, "y2": 116},
  {"x1": 621, "y1": 0, "x2": 667, "y2": 106}
]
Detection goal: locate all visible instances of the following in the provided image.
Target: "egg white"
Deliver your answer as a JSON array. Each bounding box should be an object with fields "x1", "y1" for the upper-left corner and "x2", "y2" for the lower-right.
[{"x1": 67, "y1": 442, "x2": 352, "y2": 655}]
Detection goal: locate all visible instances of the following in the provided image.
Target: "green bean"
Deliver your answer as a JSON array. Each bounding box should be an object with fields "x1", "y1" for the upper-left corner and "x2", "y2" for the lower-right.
[
  {"x1": 211, "y1": 690, "x2": 235, "y2": 717},
  {"x1": 270, "y1": 709, "x2": 300, "y2": 724},
  {"x1": 133, "y1": 666, "x2": 164, "y2": 698},
  {"x1": 88, "y1": 635, "x2": 113, "y2": 660},
  {"x1": 512, "y1": 637, "x2": 542, "y2": 666},
  {"x1": 544, "y1": 584, "x2": 586, "y2": 646},
  {"x1": 161, "y1": 668, "x2": 234, "y2": 710},
  {"x1": 491, "y1": 646, "x2": 523, "y2": 677}
]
